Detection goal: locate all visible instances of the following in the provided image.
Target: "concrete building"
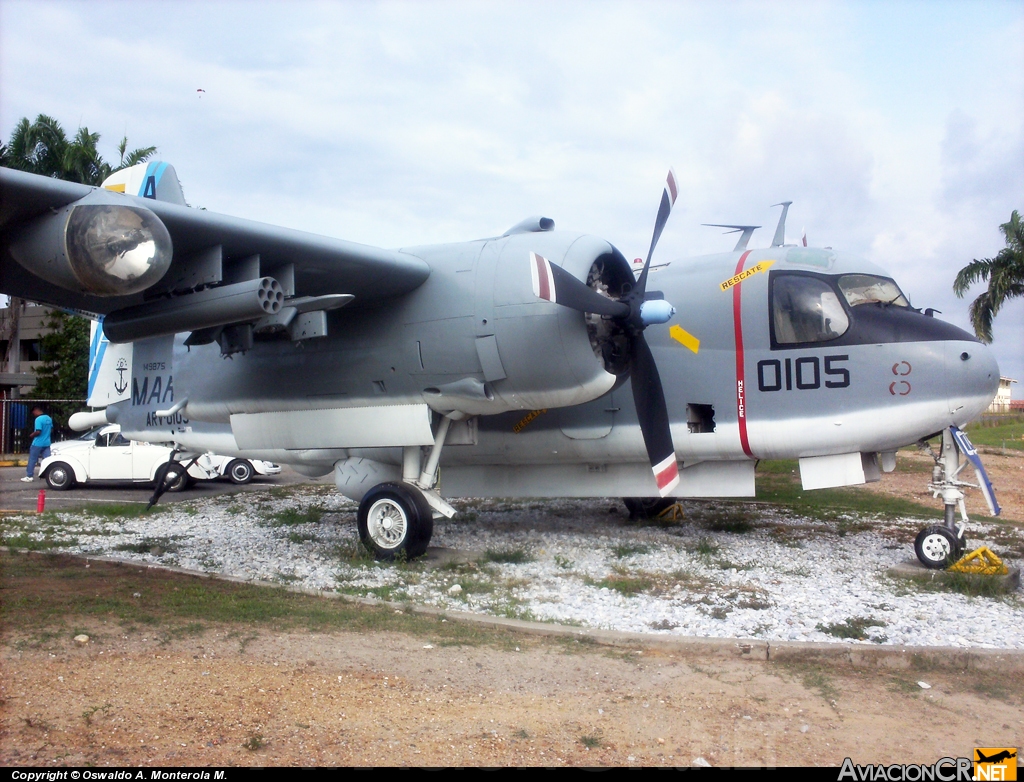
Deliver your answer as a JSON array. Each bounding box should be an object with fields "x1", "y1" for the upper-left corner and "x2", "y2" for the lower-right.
[
  {"x1": 988, "y1": 376, "x2": 1018, "y2": 413},
  {"x1": 0, "y1": 300, "x2": 53, "y2": 395}
]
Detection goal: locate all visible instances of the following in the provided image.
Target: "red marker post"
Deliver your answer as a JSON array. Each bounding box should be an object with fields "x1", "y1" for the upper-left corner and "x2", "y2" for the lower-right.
[{"x1": 37, "y1": 489, "x2": 45, "y2": 513}]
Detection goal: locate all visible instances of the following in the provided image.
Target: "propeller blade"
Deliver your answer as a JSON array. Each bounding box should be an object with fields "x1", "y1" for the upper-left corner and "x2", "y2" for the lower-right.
[
  {"x1": 530, "y1": 252, "x2": 629, "y2": 317},
  {"x1": 636, "y1": 169, "x2": 678, "y2": 293},
  {"x1": 628, "y1": 333, "x2": 679, "y2": 497}
]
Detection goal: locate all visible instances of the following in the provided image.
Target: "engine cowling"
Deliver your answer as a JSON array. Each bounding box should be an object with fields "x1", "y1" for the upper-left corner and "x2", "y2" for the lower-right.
[
  {"x1": 417, "y1": 232, "x2": 634, "y2": 417},
  {"x1": 9, "y1": 190, "x2": 172, "y2": 296}
]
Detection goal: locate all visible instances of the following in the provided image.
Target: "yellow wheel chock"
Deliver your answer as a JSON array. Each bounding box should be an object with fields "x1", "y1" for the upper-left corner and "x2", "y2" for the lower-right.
[
  {"x1": 948, "y1": 546, "x2": 1008, "y2": 576},
  {"x1": 657, "y1": 503, "x2": 686, "y2": 521}
]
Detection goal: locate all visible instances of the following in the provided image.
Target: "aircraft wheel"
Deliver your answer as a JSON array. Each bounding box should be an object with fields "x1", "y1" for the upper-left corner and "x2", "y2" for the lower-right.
[
  {"x1": 914, "y1": 525, "x2": 964, "y2": 569},
  {"x1": 623, "y1": 497, "x2": 675, "y2": 520},
  {"x1": 226, "y1": 459, "x2": 254, "y2": 485},
  {"x1": 45, "y1": 462, "x2": 76, "y2": 491},
  {"x1": 163, "y1": 464, "x2": 191, "y2": 493},
  {"x1": 358, "y1": 482, "x2": 433, "y2": 561}
]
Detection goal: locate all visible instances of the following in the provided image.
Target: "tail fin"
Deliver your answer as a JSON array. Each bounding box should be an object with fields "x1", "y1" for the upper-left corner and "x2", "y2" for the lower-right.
[
  {"x1": 87, "y1": 318, "x2": 133, "y2": 408},
  {"x1": 100, "y1": 161, "x2": 188, "y2": 205}
]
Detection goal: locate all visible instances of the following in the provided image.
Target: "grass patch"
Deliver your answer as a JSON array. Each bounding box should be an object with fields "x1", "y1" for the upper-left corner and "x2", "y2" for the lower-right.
[
  {"x1": 114, "y1": 536, "x2": 183, "y2": 556},
  {"x1": 916, "y1": 571, "x2": 1019, "y2": 599},
  {"x1": 579, "y1": 733, "x2": 603, "y2": 749},
  {"x1": 687, "y1": 536, "x2": 720, "y2": 557},
  {"x1": 964, "y1": 413, "x2": 1024, "y2": 451},
  {"x1": 1, "y1": 532, "x2": 73, "y2": 551},
  {"x1": 590, "y1": 571, "x2": 655, "y2": 597},
  {"x1": 817, "y1": 616, "x2": 887, "y2": 641},
  {"x1": 801, "y1": 669, "x2": 840, "y2": 701},
  {"x1": 242, "y1": 734, "x2": 264, "y2": 751},
  {"x1": 481, "y1": 546, "x2": 533, "y2": 564},
  {"x1": 610, "y1": 542, "x2": 650, "y2": 558},
  {"x1": 0, "y1": 551, "x2": 538, "y2": 651},
  {"x1": 79, "y1": 503, "x2": 161, "y2": 518},
  {"x1": 756, "y1": 460, "x2": 941, "y2": 521}
]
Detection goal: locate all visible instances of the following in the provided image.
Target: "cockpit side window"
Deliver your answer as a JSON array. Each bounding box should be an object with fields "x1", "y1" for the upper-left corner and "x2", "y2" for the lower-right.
[
  {"x1": 771, "y1": 274, "x2": 850, "y2": 345},
  {"x1": 837, "y1": 274, "x2": 909, "y2": 308}
]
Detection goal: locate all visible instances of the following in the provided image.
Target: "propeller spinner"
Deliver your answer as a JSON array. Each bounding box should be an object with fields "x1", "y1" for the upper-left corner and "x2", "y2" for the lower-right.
[{"x1": 531, "y1": 170, "x2": 680, "y2": 496}]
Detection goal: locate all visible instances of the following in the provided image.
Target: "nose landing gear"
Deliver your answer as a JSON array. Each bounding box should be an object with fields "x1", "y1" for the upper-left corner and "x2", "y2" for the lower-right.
[{"x1": 915, "y1": 425, "x2": 1001, "y2": 569}]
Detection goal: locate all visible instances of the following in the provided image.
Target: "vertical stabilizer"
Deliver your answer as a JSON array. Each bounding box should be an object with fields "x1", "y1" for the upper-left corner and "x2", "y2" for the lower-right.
[
  {"x1": 100, "y1": 161, "x2": 188, "y2": 205},
  {"x1": 771, "y1": 201, "x2": 792, "y2": 247},
  {"x1": 87, "y1": 318, "x2": 133, "y2": 408}
]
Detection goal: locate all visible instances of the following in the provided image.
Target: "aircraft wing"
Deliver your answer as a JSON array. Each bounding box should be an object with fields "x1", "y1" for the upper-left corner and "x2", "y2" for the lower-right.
[{"x1": 0, "y1": 166, "x2": 430, "y2": 315}]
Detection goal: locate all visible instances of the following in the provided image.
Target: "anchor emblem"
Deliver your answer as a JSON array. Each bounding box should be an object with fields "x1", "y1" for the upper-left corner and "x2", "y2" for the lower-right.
[{"x1": 114, "y1": 358, "x2": 129, "y2": 395}]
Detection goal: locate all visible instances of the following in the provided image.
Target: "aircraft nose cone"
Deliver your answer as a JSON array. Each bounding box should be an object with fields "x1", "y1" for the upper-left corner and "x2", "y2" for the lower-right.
[{"x1": 948, "y1": 340, "x2": 1000, "y2": 424}]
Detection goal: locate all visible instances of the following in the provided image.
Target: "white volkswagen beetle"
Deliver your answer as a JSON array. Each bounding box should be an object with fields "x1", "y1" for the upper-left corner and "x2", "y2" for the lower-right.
[{"x1": 39, "y1": 425, "x2": 280, "y2": 491}]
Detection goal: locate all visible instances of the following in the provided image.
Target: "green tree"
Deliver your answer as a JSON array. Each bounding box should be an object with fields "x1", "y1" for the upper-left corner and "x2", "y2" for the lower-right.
[
  {"x1": 954, "y1": 210, "x2": 1024, "y2": 343},
  {"x1": 0, "y1": 113, "x2": 156, "y2": 185},
  {"x1": 28, "y1": 310, "x2": 90, "y2": 430}
]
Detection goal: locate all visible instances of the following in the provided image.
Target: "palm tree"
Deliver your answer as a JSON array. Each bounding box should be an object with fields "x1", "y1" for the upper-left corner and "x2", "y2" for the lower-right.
[
  {"x1": 953, "y1": 210, "x2": 1024, "y2": 343},
  {"x1": 0, "y1": 113, "x2": 156, "y2": 185}
]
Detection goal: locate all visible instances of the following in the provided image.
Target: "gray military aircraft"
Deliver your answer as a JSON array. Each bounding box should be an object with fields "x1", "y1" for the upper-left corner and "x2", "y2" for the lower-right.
[{"x1": 0, "y1": 162, "x2": 1000, "y2": 566}]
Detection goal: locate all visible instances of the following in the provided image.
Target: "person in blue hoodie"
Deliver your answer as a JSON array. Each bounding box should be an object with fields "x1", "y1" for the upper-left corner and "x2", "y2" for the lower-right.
[{"x1": 22, "y1": 405, "x2": 52, "y2": 482}]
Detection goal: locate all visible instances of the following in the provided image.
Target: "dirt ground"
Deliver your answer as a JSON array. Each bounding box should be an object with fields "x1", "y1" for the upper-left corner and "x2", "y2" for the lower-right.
[
  {"x1": 2, "y1": 618, "x2": 1022, "y2": 767},
  {"x1": 861, "y1": 448, "x2": 1024, "y2": 524}
]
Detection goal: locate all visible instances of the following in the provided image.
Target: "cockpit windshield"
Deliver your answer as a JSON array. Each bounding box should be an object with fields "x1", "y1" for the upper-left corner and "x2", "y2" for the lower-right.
[
  {"x1": 772, "y1": 275, "x2": 850, "y2": 345},
  {"x1": 837, "y1": 275, "x2": 909, "y2": 308}
]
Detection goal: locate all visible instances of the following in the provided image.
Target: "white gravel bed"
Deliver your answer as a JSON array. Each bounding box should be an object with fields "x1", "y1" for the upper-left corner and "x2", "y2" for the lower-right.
[{"x1": 5, "y1": 486, "x2": 1022, "y2": 649}]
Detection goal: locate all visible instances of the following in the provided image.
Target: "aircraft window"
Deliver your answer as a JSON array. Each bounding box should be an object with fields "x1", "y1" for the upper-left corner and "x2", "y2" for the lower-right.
[
  {"x1": 838, "y1": 275, "x2": 909, "y2": 308},
  {"x1": 772, "y1": 275, "x2": 850, "y2": 344}
]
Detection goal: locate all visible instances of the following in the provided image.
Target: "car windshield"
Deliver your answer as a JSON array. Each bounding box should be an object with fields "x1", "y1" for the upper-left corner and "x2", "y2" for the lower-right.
[
  {"x1": 75, "y1": 425, "x2": 106, "y2": 441},
  {"x1": 838, "y1": 274, "x2": 909, "y2": 308}
]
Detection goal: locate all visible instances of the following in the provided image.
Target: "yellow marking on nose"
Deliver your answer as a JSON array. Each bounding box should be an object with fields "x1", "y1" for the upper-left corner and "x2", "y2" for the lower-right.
[
  {"x1": 719, "y1": 260, "x2": 776, "y2": 291},
  {"x1": 670, "y1": 325, "x2": 700, "y2": 354},
  {"x1": 103, "y1": 183, "x2": 126, "y2": 193}
]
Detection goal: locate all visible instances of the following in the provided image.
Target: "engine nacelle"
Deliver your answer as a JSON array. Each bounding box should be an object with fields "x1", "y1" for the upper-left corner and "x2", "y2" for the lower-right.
[
  {"x1": 9, "y1": 190, "x2": 172, "y2": 297},
  {"x1": 415, "y1": 232, "x2": 633, "y2": 417}
]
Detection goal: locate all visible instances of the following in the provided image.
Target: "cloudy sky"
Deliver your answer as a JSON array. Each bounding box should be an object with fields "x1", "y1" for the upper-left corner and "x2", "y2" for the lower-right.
[{"x1": 2, "y1": 0, "x2": 1022, "y2": 391}]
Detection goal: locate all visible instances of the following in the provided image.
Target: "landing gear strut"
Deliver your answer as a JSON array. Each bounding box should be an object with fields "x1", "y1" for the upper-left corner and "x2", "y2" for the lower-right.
[
  {"x1": 917, "y1": 427, "x2": 972, "y2": 569},
  {"x1": 356, "y1": 413, "x2": 459, "y2": 560}
]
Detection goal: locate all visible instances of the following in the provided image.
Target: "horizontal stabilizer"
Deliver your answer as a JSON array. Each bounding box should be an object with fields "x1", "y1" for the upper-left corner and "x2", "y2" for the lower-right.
[{"x1": 702, "y1": 224, "x2": 761, "y2": 252}]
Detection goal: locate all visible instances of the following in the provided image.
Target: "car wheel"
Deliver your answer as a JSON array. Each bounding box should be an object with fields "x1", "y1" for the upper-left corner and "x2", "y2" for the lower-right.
[
  {"x1": 357, "y1": 482, "x2": 433, "y2": 561},
  {"x1": 226, "y1": 459, "x2": 254, "y2": 485},
  {"x1": 45, "y1": 462, "x2": 76, "y2": 491},
  {"x1": 162, "y1": 464, "x2": 191, "y2": 493},
  {"x1": 914, "y1": 525, "x2": 964, "y2": 569}
]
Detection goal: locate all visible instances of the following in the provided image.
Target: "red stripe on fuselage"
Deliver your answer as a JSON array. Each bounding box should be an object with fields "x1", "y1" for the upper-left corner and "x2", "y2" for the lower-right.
[{"x1": 732, "y1": 250, "x2": 754, "y2": 458}]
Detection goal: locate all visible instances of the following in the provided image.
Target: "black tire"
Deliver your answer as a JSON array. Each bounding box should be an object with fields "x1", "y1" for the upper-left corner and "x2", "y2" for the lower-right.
[
  {"x1": 44, "y1": 462, "x2": 76, "y2": 491},
  {"x1": 162, "y1": 463, "x2": 191, "y2": 493},
  {"x1": 226, "y1": 459, "x2": 254, "y2": 485},
  {"x1": 623, "y1": 497, "x2": 675, "y2": 520},
  {"x1": 914, "y1": 525, "x2": 964, "y2": 569},
  {"x1": 357, "y1": 482, "x2": 434, "y2": 561}
]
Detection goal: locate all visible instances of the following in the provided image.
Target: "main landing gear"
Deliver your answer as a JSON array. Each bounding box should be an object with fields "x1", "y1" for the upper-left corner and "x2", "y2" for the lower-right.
[{"x1": 356, "y1": 414, "x2": 458, "y2": 560}]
